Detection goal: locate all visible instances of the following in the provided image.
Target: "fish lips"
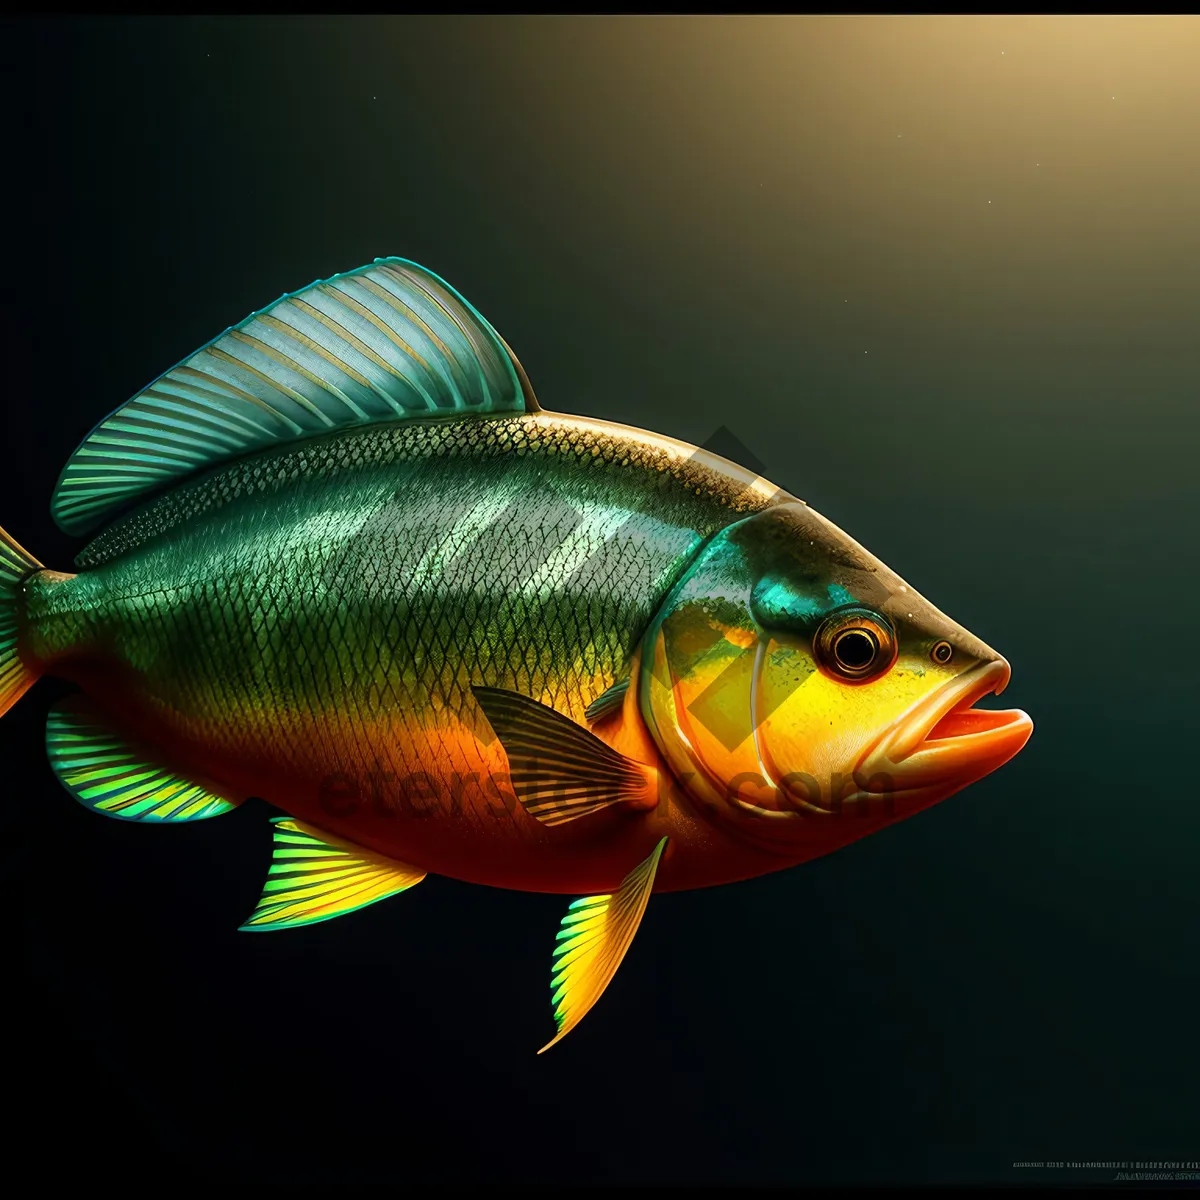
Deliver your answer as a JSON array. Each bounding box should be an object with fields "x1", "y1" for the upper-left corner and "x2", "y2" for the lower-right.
[
  {"x1": 853, "y1": 658, "x2": 1033, "y2": 797},
  {"x1": 713, "y1": 656, "x2": 1031, "y2": 826}
]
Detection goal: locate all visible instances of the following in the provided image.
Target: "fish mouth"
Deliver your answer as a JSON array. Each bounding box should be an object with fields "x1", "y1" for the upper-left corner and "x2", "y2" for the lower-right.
[{"x1": 855, "y1": 659, "x2": 1033, "y2": 795}]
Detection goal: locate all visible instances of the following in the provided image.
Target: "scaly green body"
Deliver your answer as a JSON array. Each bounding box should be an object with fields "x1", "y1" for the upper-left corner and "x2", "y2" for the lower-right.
[
  {"x1": 27, "y1": 410, "x2": 784, "y2": 892},
  {"x1": 0, "y1": 255, "x2": 1031, "y2": 1051}
]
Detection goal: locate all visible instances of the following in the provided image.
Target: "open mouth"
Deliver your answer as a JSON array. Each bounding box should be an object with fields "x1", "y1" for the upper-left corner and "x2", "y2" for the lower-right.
[{"x1": 856, "y1": 659, "x2": 1033, "y2": 793}]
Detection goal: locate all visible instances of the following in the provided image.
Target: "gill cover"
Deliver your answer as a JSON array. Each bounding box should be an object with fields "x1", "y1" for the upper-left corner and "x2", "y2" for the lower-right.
[{"x1": 637, "y1": 501, "x2": 1001, "y2": 825}]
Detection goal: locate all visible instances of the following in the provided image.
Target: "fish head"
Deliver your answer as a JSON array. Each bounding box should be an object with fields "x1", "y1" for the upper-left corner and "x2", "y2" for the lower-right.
[{"x1": 639, "y1": 501, "x2": 1033, "y2": 841}]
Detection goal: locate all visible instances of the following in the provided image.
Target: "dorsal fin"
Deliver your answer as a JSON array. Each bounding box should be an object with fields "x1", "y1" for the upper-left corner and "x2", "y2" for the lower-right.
[{"x1": 51, "y1": 258, "x2": 540, "y2": 536}]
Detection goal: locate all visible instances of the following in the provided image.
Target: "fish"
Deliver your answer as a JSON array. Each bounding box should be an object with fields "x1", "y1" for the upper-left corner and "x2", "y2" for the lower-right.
[{"x1": 0, "y1": 257, "x2": 1033, "y2": 1052}]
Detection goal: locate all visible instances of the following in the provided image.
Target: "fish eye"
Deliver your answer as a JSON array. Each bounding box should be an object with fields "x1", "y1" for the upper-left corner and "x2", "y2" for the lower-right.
[
  {"x1": 814, "y1": 608, "x2": 897, "y2": 683},
  {"x1": 834, "y1": 629, "x2": 877, "y2": 672},
  {"x1": 931, "y1": 640, "x2": 953, "y2": 665}
]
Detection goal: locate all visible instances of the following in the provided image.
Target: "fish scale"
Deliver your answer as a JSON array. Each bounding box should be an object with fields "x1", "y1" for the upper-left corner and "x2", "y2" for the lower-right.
[
  {"x1": 27, "y1": 413, "x2": 759, "y2": 809},
  {"x1": 0, "y1": 256, "x2": 1030, "y2": 1053}
]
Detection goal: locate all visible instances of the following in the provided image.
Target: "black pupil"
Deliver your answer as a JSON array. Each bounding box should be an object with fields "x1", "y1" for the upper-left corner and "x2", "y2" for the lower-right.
[
  {"x1": 835, "y1": 629, "x2": 876, "y2": 670},
  {"x1": 935, "y1": 643, "x2": 951, "y2": 662}
]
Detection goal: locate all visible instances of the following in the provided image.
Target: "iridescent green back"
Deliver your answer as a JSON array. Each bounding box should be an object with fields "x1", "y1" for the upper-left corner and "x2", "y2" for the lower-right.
[{"x1": 29, "y1": 412, "x2": 785, "y2": 790}]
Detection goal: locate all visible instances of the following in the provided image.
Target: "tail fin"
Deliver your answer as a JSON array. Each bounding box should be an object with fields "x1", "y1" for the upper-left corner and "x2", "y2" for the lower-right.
[{"x1": 0, "y1": 525, "x2": 44, "y2": 718}]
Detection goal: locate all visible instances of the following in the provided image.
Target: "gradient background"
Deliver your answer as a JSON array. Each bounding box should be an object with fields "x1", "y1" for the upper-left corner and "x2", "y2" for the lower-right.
[{"x1": 2, "y1": 16, "x2": 1197, "y2": 1187}]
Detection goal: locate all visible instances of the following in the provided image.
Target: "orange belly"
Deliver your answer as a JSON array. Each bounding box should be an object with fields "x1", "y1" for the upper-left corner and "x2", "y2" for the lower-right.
[{"x1": 65, "y1": 663, "x2": 804, "y2": 894}]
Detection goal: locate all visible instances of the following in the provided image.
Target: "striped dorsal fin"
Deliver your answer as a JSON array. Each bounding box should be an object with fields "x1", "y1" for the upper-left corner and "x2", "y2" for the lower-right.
[{"x1": 51, "y1": 258, "x2": 540, "y2": 536}]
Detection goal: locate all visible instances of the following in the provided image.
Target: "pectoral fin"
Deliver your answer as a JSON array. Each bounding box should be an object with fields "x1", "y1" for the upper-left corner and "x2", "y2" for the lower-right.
[
  {"x1": 240, "y1": 818, "x2": 425, "y2": 931},
  {"x1": 539, "y1": 836, "x2": 669, "y2": 1054},
  {"x1": 584, "y1": 676, "x2": 629, "y2": 722},
  {"x1": 472, "y1": 685, "x2": 656, "y2": 826}
]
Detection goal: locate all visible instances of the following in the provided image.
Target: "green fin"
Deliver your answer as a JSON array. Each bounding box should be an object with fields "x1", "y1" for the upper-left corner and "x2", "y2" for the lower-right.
[
  {"x1": 584, "y1": 676, "x2": 630, "y2": 723},
  {"x1": 472, "y1": 685, "x2": 655, "y2": 827},
  {"x1": 0, "y1": 526, "x2": 42, "y2": 719},
  {"x1": 46, "y1": 697, "x2": 240, "y2": 822},
  {"x1": 52, "y1": 258, "x2": 541, "y2": 536},
  {"x1": 240, "y1": 817, "x2": 425, "y2": 932},
  {"x1": 539, "y1": 836, "x2": 669, "y2": 1054}
]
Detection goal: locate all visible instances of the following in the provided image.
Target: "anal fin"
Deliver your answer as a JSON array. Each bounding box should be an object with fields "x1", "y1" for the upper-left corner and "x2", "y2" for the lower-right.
[
  {"x1": 240, "y1": 818, "x2": 426, "y2": 931},
  {"x1": 539, "y1": 836, "x2": 669, "y2": 1054},
  {"x1": 46, "y1": 696, "x2": 240, "y2": 822},
  {"x1": 472, "y1": 685, "x2": 656, "y2": 826}
]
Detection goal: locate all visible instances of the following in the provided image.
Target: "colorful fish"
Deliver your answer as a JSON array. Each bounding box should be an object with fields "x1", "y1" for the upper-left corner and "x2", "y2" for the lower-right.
[{"x1": 0, "y1": 258, "x2": 1032, "y2": 1051}]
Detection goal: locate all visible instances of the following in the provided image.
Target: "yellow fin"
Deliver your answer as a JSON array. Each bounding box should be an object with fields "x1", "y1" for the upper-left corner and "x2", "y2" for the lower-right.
[
  {"x1": 240, "y1": 818, "x2": 426, "y2": 931},
  {"x1": 538, "y1": 836, "x2": 669, "y2": 1054},
  {"x1": 0, "y1": 525, "x2": 43, "y2": 719}
]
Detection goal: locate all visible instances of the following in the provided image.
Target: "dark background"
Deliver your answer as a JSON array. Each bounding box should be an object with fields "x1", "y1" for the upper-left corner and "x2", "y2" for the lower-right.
[{"x1": 2, "y1": 16, "x2": 1197, "y2": 1187}]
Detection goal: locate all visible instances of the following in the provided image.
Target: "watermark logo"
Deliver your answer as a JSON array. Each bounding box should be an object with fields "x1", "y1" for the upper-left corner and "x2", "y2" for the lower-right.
[
  {"x1": 313, "y1": 421, "x2": 912, "y2": 794},
  {"x1": 316, "y1": 766, "x2": 898, "y2": 823}
]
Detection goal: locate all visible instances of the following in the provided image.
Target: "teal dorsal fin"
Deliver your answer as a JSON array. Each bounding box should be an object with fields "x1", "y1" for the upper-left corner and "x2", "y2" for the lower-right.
[
  {"x1": 51, "y1": 258, "x2": 541, "y2": 536},
  {"x1": 46, "y1": 696, "x2": 241, "y2": 822}
]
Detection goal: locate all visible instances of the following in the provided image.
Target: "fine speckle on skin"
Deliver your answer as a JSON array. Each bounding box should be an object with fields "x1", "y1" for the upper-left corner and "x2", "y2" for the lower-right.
[
  {"x1": 27, "y1": 412, "x2": 792, "y2": 826},
  {"x1": 78, "y1": 414, "x2": 785, "y2": 570}
]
